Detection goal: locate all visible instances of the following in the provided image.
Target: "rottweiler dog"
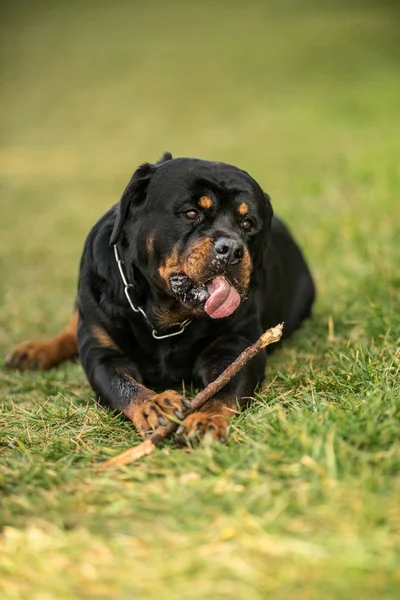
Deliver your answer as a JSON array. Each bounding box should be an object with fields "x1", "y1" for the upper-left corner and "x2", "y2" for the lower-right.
[{"x1": 5, "y1": 153, "x2": 315, "y2": 443}]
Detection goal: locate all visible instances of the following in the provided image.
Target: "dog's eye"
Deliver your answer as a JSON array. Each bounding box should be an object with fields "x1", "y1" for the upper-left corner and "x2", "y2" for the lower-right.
[
  {"x1": 184, "y1": 209, "x2": 200, "y2": 221},
  {"x1": 240, "y1": 219, "x2": 253, "y2": 232}
]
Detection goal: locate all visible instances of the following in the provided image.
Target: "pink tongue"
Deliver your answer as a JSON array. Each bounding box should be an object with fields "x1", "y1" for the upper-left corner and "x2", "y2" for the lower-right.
[{"x1": 204, "y1": 277, "x2": 241, "y2": 319}]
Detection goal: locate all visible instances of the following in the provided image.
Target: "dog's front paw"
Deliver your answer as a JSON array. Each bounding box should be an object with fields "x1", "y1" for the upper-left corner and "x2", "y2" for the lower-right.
[
  {"x1": 132, "y1": 390, "x2": 190, "y2": 437},
  {"x1": 175, "y1": 412, "x2": 229, "y2": 445}
]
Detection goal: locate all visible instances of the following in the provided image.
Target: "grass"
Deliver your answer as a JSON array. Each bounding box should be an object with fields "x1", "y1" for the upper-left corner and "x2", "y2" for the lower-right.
[{"x1": 1, "y1": 0, "x2": 400, "y2": 598}]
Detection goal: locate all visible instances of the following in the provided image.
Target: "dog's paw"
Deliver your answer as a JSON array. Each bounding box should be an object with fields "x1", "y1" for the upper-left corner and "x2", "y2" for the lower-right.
[
  {"x1": 132, "y1": 390, "x2": 191, "y2": 437},
  {"x1": 175, "y1": 412, "x2": 229, "y2": 445},
  {"x1": 5, "y1": 340, "x2": 58, "y2": 370}
]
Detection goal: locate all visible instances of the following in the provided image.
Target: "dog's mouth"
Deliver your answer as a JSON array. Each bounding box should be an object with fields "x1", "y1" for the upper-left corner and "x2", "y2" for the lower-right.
[
  {"x1": 204, "y1": 277, "x2": 241, "y2": 318},
  {"x1": 169, "y1": 274, "x2": 241, "y2": 319}
]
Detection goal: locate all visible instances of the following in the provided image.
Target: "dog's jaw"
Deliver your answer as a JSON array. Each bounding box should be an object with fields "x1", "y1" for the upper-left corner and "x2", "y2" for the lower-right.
[
  {"x1": 168, "y1": 273, "x2": 243, "y2": 319},
  {"x1": 169, "y1": 273, "x2": 209, "y2": 307}
]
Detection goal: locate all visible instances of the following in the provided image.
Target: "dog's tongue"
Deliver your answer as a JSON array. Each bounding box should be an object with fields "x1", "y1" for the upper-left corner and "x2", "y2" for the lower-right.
[{"x1": 204, "y1": 277, "x2": 241, "y2": 319}]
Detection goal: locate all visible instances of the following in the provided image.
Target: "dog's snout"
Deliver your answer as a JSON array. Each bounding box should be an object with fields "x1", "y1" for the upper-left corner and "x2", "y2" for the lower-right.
[{"x1": 213, "y1": 236, "x2": 244, "y2": 266}]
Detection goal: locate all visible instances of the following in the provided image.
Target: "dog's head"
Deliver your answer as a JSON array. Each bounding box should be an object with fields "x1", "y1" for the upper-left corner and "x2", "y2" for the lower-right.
[{"x1": 110, "y1": 153, "x2": 273, "y2": 321}]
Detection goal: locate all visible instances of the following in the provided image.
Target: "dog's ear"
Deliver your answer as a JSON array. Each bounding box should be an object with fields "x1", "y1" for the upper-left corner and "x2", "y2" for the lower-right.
[
  {"x1": 264, "y1": 193, "x2": 273, "y2": 219},
  {"x1": 156, "y1": 151, "x2": 173, "y2": 164},
  {"x1": 109, "y1": 162, "x2": 156, "y2": 246},
  {"x1": 252, "y1": 192, "x2": 274, "y2": 269}
]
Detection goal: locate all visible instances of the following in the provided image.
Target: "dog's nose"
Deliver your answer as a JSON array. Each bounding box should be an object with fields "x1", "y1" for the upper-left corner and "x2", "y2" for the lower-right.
[{"x1": 213, "y1": 236, "x2": 244, "y2": 266}]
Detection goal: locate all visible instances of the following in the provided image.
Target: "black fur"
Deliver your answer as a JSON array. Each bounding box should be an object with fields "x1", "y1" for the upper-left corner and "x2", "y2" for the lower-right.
[{"x1": 76, "y1": 154, "x2": 315, "y2": 427}]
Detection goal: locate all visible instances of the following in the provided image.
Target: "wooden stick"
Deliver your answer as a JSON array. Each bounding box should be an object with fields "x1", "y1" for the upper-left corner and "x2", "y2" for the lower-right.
[{"x1": 98, "y1": 323, "x2": 283, "y2": 469}]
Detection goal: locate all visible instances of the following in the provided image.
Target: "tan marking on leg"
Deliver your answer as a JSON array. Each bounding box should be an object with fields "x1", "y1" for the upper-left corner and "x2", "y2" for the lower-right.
[
  {"x1": 123, "y1": 389, "x2": 186, "y2": 438},
  {"x1": 198, "y1": 396, "x2": 238, "y2": 417},
  {"x1": 146, "y1": 232, "x2": 155, "y2": 256},
  {"x1": 5, "y1": 310, "x2": 78, "y2": 370},
  {"x1": 91, "y1": 325, "x2": 120, "y2": 351},
  {"x1": 121, "y1": 383, "x2": 154, "y2": 436},
  {"x1": 176, "y1": 397, "x2": 237, "y2": 444},
  {"x1": 55, "y1": 310, "x2": 79, "y2": 359}
]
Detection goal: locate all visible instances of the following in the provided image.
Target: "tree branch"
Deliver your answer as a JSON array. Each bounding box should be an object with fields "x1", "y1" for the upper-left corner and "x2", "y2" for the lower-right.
[{"x1": 98, "y1": 323, "x2": 283, "y2": 469}]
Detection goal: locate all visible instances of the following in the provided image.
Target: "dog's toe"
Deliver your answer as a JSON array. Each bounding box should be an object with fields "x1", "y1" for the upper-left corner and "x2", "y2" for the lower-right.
[{"x1": 175, "y1": 412, "x2": 229, "y2": 446}]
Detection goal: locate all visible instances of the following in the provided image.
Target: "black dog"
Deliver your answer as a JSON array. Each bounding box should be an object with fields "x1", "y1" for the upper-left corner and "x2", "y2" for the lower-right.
[{"x1": 5, "y1": 153, "x2": 315, "y2": 442}]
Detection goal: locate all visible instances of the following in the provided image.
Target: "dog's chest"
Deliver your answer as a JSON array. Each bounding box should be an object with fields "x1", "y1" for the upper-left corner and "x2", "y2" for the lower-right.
[{"x1": 127, "y1": 334, "x2": 201, "y2": 389}]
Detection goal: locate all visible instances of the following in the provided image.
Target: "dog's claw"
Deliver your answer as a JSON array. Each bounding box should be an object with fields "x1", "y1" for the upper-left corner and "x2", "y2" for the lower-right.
[
  {"x1": 131, "y1": 390, "x2": 187, "y2": 436},
  {"x1": 175, "y1": 413, "x2": 229, "y2": 446}
]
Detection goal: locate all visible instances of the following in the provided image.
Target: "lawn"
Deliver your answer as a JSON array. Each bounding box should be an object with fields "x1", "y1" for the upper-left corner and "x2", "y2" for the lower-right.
[{"x1": 1, "y1": 1, "x2": 400, "y2": 598}]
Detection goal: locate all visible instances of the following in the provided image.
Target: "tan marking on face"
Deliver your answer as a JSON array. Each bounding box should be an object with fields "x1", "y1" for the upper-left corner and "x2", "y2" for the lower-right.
[
  {"x1": 238, "y1": 202, "x2": 248, "y2": 216},
  {"x1": 158, "y1": 246, "x2": 184, "y2": 287},
  {"x1": 92, "y1": 325, "x2": 120, "y2": 351},
  {"x1": 146, "y1": 232, "x2": 155, "y2": 256},
  {"x1": 185, "y1": 237, "x2": 252, "y2": 297},
  {"x1": 184, "y1": 237, "x2": 214, "y2": 283},
  {"x1": 229, "y1": 247, "x2": 252, "y2": 297},
  {"x1": 199, "y1": 195, "x2": 213, "y2": 209}
]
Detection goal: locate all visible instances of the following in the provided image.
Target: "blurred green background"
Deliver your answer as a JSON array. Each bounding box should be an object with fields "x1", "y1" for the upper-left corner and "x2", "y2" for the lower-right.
[
  {"x1": 1, "y1": 0, "x2": 399, "y2": 342},
  {"x1": 1, "y1": 1, "x2": 400, "y2": 598}
]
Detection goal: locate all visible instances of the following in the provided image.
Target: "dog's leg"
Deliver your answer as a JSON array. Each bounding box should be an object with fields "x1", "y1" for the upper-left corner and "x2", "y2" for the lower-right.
[
  {"x1": 5, "y1": 311, "x2": 79, "y2": 370},
  {"x1": 78, "y1": 321, "x2": 189, "y2": 437},
  {"x1": 177, "y1": 332, "x2": 266, "y2": 443}
]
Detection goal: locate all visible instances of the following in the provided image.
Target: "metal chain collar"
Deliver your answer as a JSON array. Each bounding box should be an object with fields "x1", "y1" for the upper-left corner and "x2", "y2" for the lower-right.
[{"x1": 113, "y1": 244, "x2": 193, "y2": 340}]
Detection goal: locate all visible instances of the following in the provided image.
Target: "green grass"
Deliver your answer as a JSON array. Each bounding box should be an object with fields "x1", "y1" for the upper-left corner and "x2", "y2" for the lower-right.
[{"x1": 1, "y1": 1, "x2": 400, "y2": 598}]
